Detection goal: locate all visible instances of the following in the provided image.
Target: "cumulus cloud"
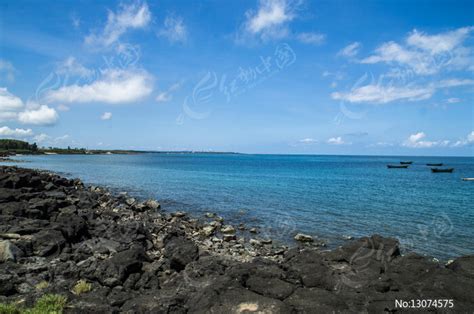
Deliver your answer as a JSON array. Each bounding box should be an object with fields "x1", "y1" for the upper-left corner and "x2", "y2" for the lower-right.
[
  {"x1": 452, "y1": 131, "x2": 474, "y2": 147},
  {"x1": 18, "y1": 105, "x2": 59, "y2": 125},
  {"x1": 338, "y1": 42, "x2": 361, "y2": 57},
  {"x1": 157, "y1": 15, "x2": 187, "y2": 43},
  {"x1": 238, "y1": 0, "x2": 297, "y2": 42},
  {"x1": 403, "y1": 132, "x2": 450, "y2": 148},
  {"x1": 361, "y1": 27, "x2": 474, "y2": 74},
  {"x1": 296, "y1": 32, "x2": 325, "y2": 45},
  {"x1": 46, "y1": 69, "x2": 153, "y2": 104},
  {"x1": 327, "y1": 136, "x2": 348, "y2": 145},
  {"x1": 33, "y1": 133, "x2": 50, "y2": 143},
  {"x1": 0, "y1": 87, "x2": 23, "y2": 111},
  {"x1": 101, "y1": 112, "x2": 112, "y2": 120},
  {"x1": 0, "y1": 88, "x2": 59, "y2": 125},
  {"x1": 85, "y1": 1, "x2": 151, "y2": 47},
  {"x1": 0, "y1": 126, "x2": 33, "y2": 138}
]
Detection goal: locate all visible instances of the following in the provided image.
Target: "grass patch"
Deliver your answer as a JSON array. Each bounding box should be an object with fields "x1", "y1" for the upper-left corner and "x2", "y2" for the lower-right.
[
  {"x1": 0, "y1": 294, "x2": 67, "y2": 314},
  {"x1": 71, "y1": 280, "x2": 92, "y2": 295},
  {"x1": 0, "y1": 302, "x2": 20, "y2": 314}
]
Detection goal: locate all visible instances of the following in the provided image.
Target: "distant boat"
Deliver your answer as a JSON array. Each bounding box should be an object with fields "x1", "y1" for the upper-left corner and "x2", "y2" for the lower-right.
[
  {"x1": 387, "y1": 164, "x2": 409, "y2": 169},
  {"x1": 427, "y1": 163, "x2": 443, "y2": 166},
  {"x1": 431, "y1": 168, "x2": 454, "y2": 173},
  {"x1": 462, "y1": 178, "x2": 474, "y2": 181},
  {"x1": 400, "y1": 161, "x2": 413, "y2": 165}
]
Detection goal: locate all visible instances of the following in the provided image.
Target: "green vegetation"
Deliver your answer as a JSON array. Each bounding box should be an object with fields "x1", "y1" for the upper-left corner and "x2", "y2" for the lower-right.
[
  {"x1": 0, "y1": 302, "x2": 18, "y2": 314},
  {"x1": 71, "y1": 280, "x2": 91, "y2": 295},
  {"x1": 0, "y1": 294, "x2": 67, "y2": 314},
  {"x1": 0, "y1": 139, "x2": 38, "y2": 155}
]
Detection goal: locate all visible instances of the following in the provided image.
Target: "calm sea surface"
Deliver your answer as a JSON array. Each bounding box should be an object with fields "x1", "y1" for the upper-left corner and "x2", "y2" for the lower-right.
[{"x1": 3, "y1": 154, "x2": 473, "y2": 260}]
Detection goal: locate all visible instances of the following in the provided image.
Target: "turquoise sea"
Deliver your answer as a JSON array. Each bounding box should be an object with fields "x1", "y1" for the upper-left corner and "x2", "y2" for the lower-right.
[{"x1": 3, "y1": 154, "x2": 473, "y2": 260}]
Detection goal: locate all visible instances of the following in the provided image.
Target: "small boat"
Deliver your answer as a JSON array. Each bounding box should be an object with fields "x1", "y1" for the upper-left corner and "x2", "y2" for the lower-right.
[
  {"x1": 427, "y1": 163, "x2": 443, "y2": 166},
  {"x1": 400, "y1": 161, "x2": 413, "y2": 165},
  {"x1": 462, "y1": 178, "x2": 474, "y2": 181},
  {"x1": 387, "y1": 164, "x2": 409, "y2": 169},
  {"x1": 431, "y1": 168, "x2": 454, "y2": 173}
]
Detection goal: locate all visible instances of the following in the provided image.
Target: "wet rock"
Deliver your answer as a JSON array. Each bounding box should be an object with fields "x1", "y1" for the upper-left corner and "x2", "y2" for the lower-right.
[
  {"x1": 223, "y1": 234, "x2": 236, "y2": 242},
  {"x1": 143, "y1": 199, "x2": 160, "y2": 210},
  {"x1": 201, "y1": 225, "x2": 216, "y2": 237},
  {"x1": 205, "y1": 212, "x2": 215, "y2": 218},
  {"x1": 221, "y1": 225, "x2": 235, "y2": 234},
  {"x1": 249, "y1": 239, "x2": 262, "y2": 247},
  {"x1": 125, "y1": 197, "x2": 136, "y2": 206},
  {"x1": 294, "y1": 233, "x2": 313, "y2": 242},
  {"x1": 173, "y1": 211, "x2": 186, "y2": 218}
]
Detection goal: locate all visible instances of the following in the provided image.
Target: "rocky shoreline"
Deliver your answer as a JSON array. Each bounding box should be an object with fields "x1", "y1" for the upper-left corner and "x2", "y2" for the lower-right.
[{"x1": 0, "y1": 166, "x2": 473, "y2": 313}]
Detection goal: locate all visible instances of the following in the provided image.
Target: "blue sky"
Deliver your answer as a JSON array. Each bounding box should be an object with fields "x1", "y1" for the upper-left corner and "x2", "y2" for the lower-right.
[{"x1": 0, "y1": 0, "x2": 473, "y2": 155}]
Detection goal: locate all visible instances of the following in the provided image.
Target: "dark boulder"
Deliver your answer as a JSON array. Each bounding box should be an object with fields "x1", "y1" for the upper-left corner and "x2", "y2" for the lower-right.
[
  {"x1": 95, "y1": 246, "x2": 149, "y2": 287},
  {"x1": 164, "y1": 234, "x2": 199, "y2": 272},
  {"x1": 32, "y1": 229, "x2": 66, "y2": 257}
]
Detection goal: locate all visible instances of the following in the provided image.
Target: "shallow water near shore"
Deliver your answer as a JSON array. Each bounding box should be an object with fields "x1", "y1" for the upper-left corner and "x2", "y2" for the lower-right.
[{"x1": 3, "y1": 153, "x2": 474, "y2": 260}]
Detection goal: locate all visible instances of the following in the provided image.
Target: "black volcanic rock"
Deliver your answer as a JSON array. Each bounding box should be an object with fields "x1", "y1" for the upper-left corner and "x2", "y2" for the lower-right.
[{"x1": 0, "y1": 165, "x2": 473, "y2": 313}]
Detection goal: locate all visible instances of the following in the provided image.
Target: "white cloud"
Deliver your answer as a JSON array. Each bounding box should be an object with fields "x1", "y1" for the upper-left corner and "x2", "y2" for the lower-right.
[
  {"x1": 239, "y1": 0, "x2": 297, "y2": 42},
  {"x1": 0, "y1": 88, "x2": 59, "y2": 125},
  {"x1": 406, "y1": 27, "x2": 473, "y2": 54},
  {"x1": 85, "y1": 1, "x2": 151, "y2": 47},
  {"x1": 299, "y1": 138, "x2": 317, "y2": 144},
  {"x1": 55, "y1": 134, "x2": 69, "y2": 142},
  {"x1": 403, "y1": 132, "x2": 450, "y2": 148},
  {"x1": 331, "y1": 84, "x2": 434, "y2": 104},
  {"x1": 452, "y1": 131, "x2": 474, "y2": 147},
  {"x1": 0, "y1": 126, "x2": 33, "y2": 138},
  {"x1": 155, "y1": 92, "x2": 172, "y2": 103},
  {"x1": 437, "y1": 78, "x2": 474, "y2": 88},
  {"x1": 296, "y1": 32, "x2": 325, "y2": 45},
  {"x1": 0, "y1": 87, "x2": 24, "y2": 111},
  {"x1": 18, "y1": 105, "x2": 59, "y2": 125},
  {"x1": 157, "y1": 15, "x2": 187, "y2": 43},
  {"x1": 155, "y1": 81, "x2": 181, "y2": 103},
  {"x1": 327, "y1": 136, "x2": 347, "y2": 145},
  {"x1": 338, "y1": 42, "x2": 361, "y2": 57},
  {"x1": 361, "y1": 27, "x2": 474, "y2": 75},
  {"x1": 46, "y1": 69, "x2": 153, "y2": 104},
  {"x1": 33, "y1": 133, "x2": 50, "y2": 143},
  {"x1": 0, "y1": 60, "x2": 16, "y2": 82},
  {"x1": 331, "y1": 77, "x2": 474, "y2": 105},
  {"x1": 101, "y1": 112, "x2": 112, "y2": 120},
  {"x1": 446, "y1": 97, "x2": 461, "y2": 103},
  {"x1": 57, "y1": 57, "x2": 93, "y2": 77}
]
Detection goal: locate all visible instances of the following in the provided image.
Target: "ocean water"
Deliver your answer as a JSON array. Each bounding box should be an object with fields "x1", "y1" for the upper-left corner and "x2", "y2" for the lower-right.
[{"x1": 3, "y1": 154, "x2": 473, "y2": 260}]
